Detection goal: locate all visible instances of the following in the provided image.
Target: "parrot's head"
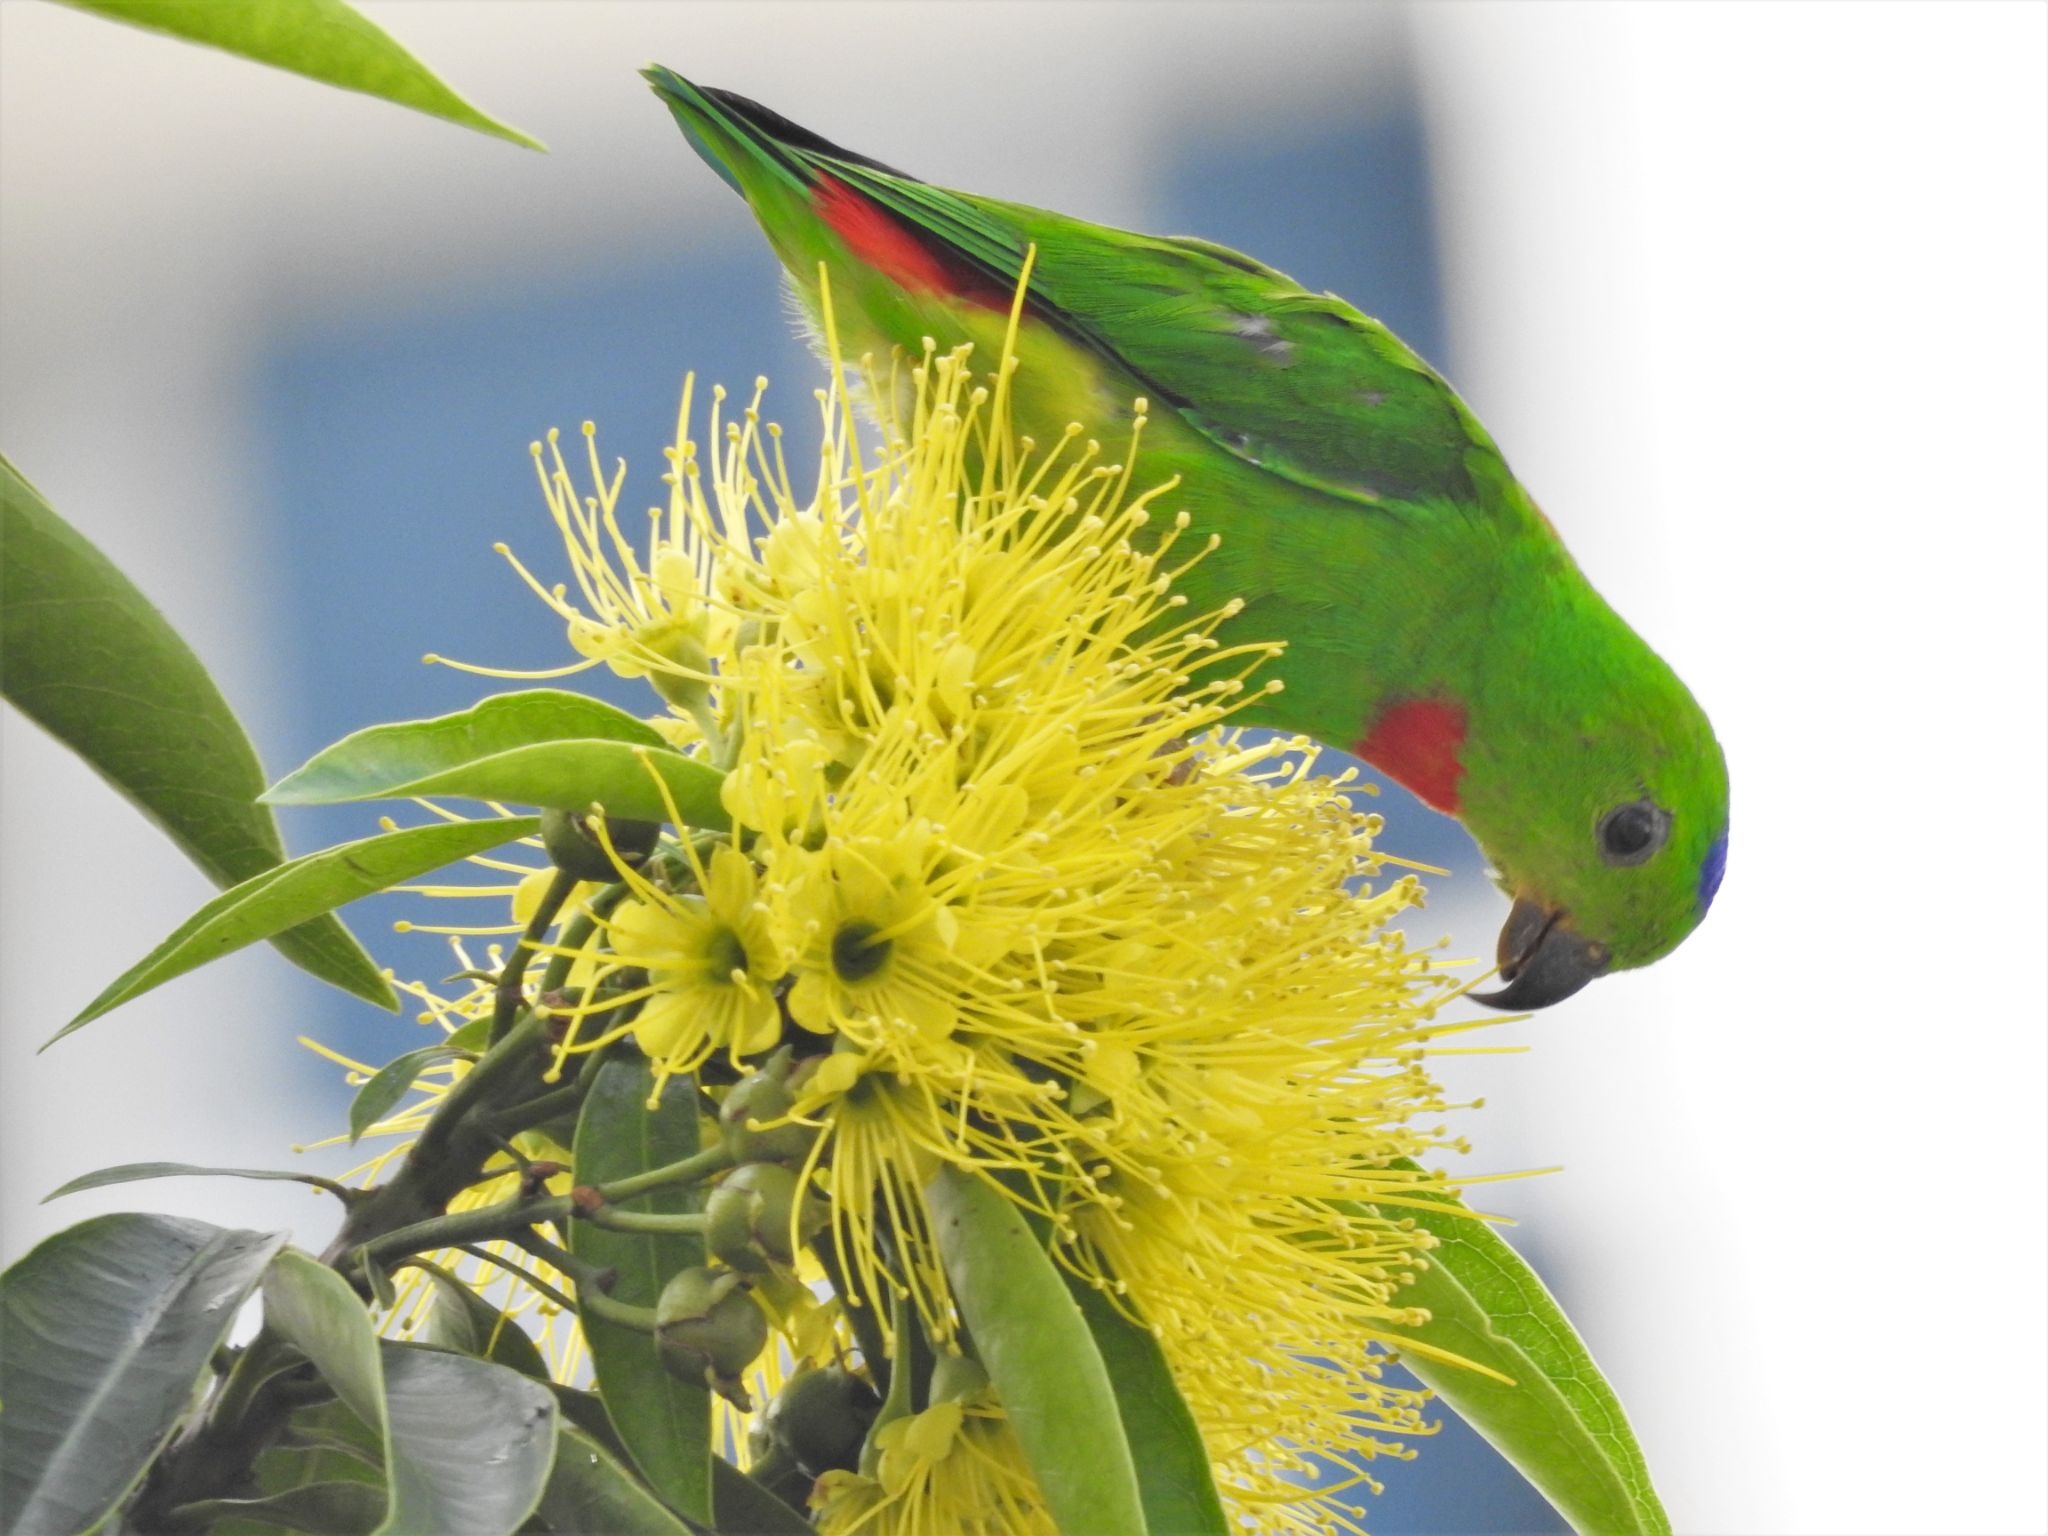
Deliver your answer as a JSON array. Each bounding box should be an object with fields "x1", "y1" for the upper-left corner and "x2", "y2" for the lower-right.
[{"x1": 1451, "y1": 615, "x2": 1729, "y2": 1011}]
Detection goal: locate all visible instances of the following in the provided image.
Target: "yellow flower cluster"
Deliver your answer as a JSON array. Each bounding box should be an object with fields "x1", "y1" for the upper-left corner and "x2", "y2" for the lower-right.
[{"x1": 396, "y1": 295, "x2": 1484, "y2": 1532}]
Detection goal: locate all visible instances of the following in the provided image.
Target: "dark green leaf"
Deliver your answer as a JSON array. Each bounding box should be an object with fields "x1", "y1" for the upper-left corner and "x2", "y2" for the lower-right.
[
  {"x1": 1367, "y1": 1174, "x2": 1670, "y2": 1536},
  {"x1": 530, "y1": 1426, "x2": 697, "y2": 1536},
  {"x1": 711, "y1": 1457, "x2": 813, "y2": 1535},
  {"x1": 261, "y1": 1250, "x2": 558, "y2": 1536},
  {"x1": 178, "y1": 1481, "x2": 385, "y2": 1536},
  {"x1": 50, "y1": 815, "x2": 539, "y2": 1044},
  {"x1": 570, "y1": 1059, "x2": 712, "y2": 1524},
  {"x1": 378, "y1": 1344, "x2": 557, "y2": 1536},
  {"x1": 0, "y1": 1213, "x2": 286, "y2": 1536},
  {"x1": 1068, "y1": 1279, "x2": 1226, "y2": 1536},
  {"x1": 53, "y1": 0, "x2": 542, "y2": 148},
  {"x1": 42, "y1": 1160, "x2": 349, "y2": 1204},
  {"x1": 418, "y1": 1265, "x2": 551, "y2": 1381},
  {"x1": 348, "y1": 1044, "x2": 467, "y2": 1144},
  {"x1": 927, "y1": 1166, "x2": 1146, "y2": 1536},
  {"x1": 265, "y1": 692, "x2": 727, "y2": 829},
  {"x1": 0, "y1": 452, "x2": 390, "y2": 1013},
  {"x1": 212, "y1": 1401, "x2": 384, "y2": 1536}
]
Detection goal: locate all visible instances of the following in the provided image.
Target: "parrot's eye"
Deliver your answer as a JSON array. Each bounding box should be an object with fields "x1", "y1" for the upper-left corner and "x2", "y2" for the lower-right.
[{"x1": 1597, "y1": 800, "x2": 1671, "y2": 866}]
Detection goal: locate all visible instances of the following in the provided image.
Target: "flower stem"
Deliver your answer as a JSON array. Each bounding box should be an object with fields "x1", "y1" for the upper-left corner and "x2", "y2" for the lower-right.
[
  {"x1": 597, "y1": 1143, "x2": 734, "y2": 1203},
  {"x1": 492, "y1": 868, "x2": 580, "y2": 1044},
  {"x1": 579, "y1": 1206, "x2": 707, "y2": 1235}
]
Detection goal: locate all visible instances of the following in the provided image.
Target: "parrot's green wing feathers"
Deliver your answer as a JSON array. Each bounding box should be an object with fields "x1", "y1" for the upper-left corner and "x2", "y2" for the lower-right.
[
  {"x1": 822, "y1": 163, "x2": 1502, "y2": 506},
  {"x1": 649, "y1": 71, "x2": 1501, "y2": 508}
]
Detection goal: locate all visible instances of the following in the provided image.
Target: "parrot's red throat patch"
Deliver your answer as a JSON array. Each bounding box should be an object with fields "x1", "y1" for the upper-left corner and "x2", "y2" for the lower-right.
[
  {"x1": 811, "y1": 175, "x2": 1009, "y2": 312},
  {"x1": 1354, "y1": 697, "x2": 1468, "y2": 815}
]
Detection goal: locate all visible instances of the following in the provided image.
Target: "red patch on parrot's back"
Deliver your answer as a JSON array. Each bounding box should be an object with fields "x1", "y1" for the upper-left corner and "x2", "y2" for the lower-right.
[
  {"x1": 1354, "y1": 697, "x2": 1468, "y2": 814},
  {"x1": 810, "y1": 175, "x2": 1007, "y2": 311}
]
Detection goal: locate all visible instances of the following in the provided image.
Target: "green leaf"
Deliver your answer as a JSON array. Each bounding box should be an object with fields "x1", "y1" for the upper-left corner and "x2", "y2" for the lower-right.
[
  {"x1": 1067, "y1": 1279, "x2": 1227, "y2": 1536},
  {"x1": 1369, "y1": 1175, "x2": 1670, "y2": 1536},
  {"x1": 348, "y1": 1044, "x2": 468, "y2": 1144},
  {"x1": 418, "y1": 1264, "x2": 551, "y2": 1381},
  {"x1": 53, "y1": 0, "x2": 542, "y2": 149},
  {"x1": 0, "y1": 452, "x2": 391, "y2": 1014},
  {"x1": 261, "y1": 1250, "x2": 559, "y2": 1536},
  {"x1": 50, "y1": 814, "x2": 539, "y2": 1044},
  {"x1": 570, "y1": 1059, "x2": 712, "y2": 1524},
  {"x1": 0, "y1": 1213, "x2": 287, "y2": 1536},
  {"x1": 266, "y1": 692, "x2": 727, "y2": 828},
  {"x1": 530, "y1": 1426, "x2": 697, "y2": 1536},
  {"x1": 711, "y1": 1457, "x2": 814, "y2": 1535},
  {"x1": 180, "y1": 1480, "x2": 386, "y2": 1535},
  {"x1": 927, "y1": 1166, "x2": 1147, "y2": 1536},
  {"x1": 42, "y1": 1160, "x2": 350, "y2": 1203}
]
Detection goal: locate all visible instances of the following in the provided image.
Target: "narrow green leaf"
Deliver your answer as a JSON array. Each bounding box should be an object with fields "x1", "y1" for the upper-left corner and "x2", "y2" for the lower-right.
[
  {"x1": 927, "y1": 1166, "x2": 1146, "y2": 1536},
  {"x1": 50, "y1": 815, "x2": 538, "y2": 1044},
  {"x1": 53, "y1": 0, "x2": 542, "y2": 149},
  {"x1": 348, "y1": 1044, "x2": 468, "y2": 1144},
  {"x1": 570, "y1": 1059, "x2": 713, "y2": 1524},
  {"x1": 0, "y1": 452, "x2": 390, "y2": 1013},
  {"x1": 418, "y1": 1265, "x2": 551, "y2": 1381},
  {"x1": 1368, "y1": 1175, "x2": 1670, "y2": 1536},
  {"x1": 1067, "y1": 1279, "x2": 1227, "y2": 1536},
  {"x1": 42, "y1": 1160, "x2": 349, "y2": 1204},
  {"x1": 531, "y1": 1426, "x2": 697, "y2": 1536},
  {"x1": 265, "y1": 693, "x2": 727, "y2": 829},
  {"x1": 0, "y1": 1213, "x2": 287, "y2": 1536},
  {"x1": 267, "y1": 691, "x2": 670, "y2": 802},
  {"x1": 261, "y1": 1250, "x2": 559, "y2": 1536}
]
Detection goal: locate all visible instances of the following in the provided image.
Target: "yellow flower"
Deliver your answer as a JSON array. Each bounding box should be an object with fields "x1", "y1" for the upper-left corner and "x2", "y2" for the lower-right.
[
  {"x1": 811, "y1": 1391, "x2": 1052, "y2": 1536},
  {"x1": 603, "y1": 841, "x2": 788, "y2": 1074}
]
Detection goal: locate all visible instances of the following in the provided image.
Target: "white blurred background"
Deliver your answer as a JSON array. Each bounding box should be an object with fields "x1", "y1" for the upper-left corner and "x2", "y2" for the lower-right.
[{"x1": 3, "y1": 3, "x2": 2042, "y2": 1532}]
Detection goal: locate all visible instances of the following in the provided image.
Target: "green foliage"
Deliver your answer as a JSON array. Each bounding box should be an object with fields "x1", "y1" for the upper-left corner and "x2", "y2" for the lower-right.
[
  {"x1": 0, "y1": 1214, "x2": 287, "y2": 1536},
  {"x1": 51, "y1": 814, "x2": 540, "y2": 1042},
  {"x1": 417, "y1": 1263, "x2": 551, "y2": 1381},
  {"x1": 347, "y1": 1043, "x2": 471, "y2": 1144},
  {"x1": 1068, "y1": 1278, "x2": 1229, "y2": 1536},
  {"x1": 262, "y1": 1250, "x2": 559, "y2": 1536},
  {"x1": 266, "y1": 690, "x2": 729, "y2": 827},
  {"x1": 928, "y1": 1165, "x2": 1149, "y2": 1536},
  {"x1": 570, "y1": 1059, "x2": 714, "y2": 1524},
  {"x1": 1374, "y1": 1177, "x2": 1671, "y2": 1536},
  {"x1": 0, "y1": 453, "x2": 391, "y2": 1014},
  {"x1": 55, "y1": 0, "x2": 542, "y2": 148},
  {"x1": 530, "y1": 1426, "x2": 698, "y2": 1536},
  {"x1": 41, "y1": 1160, "x2": 350, "y2": 1203}
]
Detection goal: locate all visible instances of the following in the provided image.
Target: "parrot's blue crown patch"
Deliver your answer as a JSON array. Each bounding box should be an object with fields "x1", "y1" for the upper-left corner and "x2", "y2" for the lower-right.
[{"x1": 1698, "y1": 828, "x2": 1729, "y2": 917}]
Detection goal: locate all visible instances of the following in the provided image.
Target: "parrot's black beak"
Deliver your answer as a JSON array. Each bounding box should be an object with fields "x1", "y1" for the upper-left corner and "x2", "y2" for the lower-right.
[{"x1": 1471, "y1": 896, "x2": 1611, "y2": 1011}]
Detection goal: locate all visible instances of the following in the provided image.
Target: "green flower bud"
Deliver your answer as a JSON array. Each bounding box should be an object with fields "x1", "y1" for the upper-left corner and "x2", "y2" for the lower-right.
[
  {"x1": 653, "y1": 1265, "x2": 767, "y2": 1405},
  {"x1": 766, "y1": 1364, "x2": 880, "y2": 1477},
  {"x1": 704, "y1": 1161, "x2": 822, "y2": 1274},
  {"x1": 719, "y1": 1050, "x2": 815, "y2": 1164},
  {"x1": 541, "y1": 806, "x2": 661, "y2": 881}
]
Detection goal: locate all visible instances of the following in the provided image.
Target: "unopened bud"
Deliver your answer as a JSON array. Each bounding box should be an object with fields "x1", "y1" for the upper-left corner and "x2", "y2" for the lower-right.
[
  {"x1": 705, "y1": 1162, "x2": 822, "y2": 1274},
  {"x1": 541, "y1": 806, "x2": 661, "y2": 881},
  {"x1": 719, "y1": 1050, "x2": 815, "y2": 1164},
  {"x1": 654, "y1": 1265, "x2": 768, "y2": 1406}
]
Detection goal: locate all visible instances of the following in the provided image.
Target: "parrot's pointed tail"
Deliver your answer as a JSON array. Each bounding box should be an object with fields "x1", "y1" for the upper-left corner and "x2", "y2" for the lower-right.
[{"x1": 641, "y1": 66, "x2": 913, "y2": 204}]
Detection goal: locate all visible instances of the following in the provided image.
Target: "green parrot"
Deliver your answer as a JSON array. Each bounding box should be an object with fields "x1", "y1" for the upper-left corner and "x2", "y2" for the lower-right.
[{"x1": 644, "y1": 67, "x2": 1729, "y2": 1010}]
